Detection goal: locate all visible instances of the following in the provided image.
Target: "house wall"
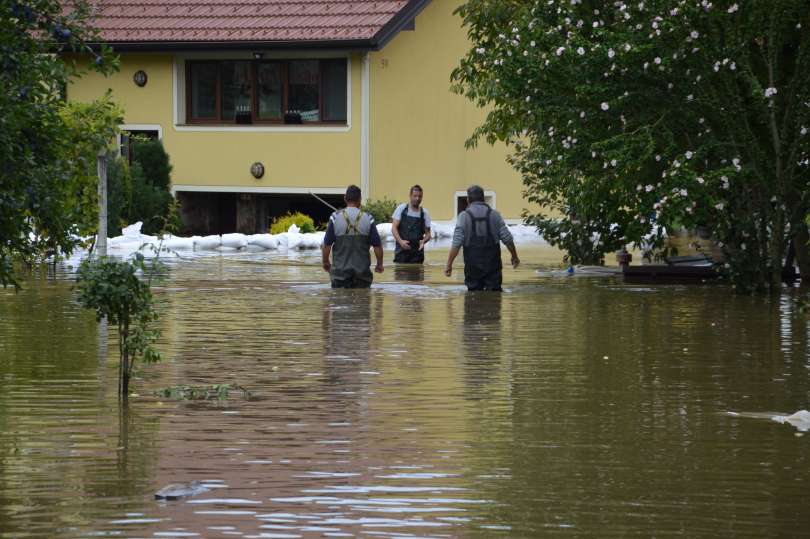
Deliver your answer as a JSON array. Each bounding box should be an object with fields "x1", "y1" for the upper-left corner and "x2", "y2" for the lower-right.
[
  {"x1": 66, "y1": 52, "x2": 363, "y2": 194},
  {"x1": 369, "y1": 0, "x2": 528, "y2": 220},
  {"x1": 64, "y1": 0, "x2": 531, "y2": 223}
]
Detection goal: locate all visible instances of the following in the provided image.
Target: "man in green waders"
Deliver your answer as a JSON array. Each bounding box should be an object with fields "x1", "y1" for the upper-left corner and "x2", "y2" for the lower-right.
[
  {"x1": 322, "y1": 185, "x2": 384, "y2": 288},
  {"x1": 391, "y1": 185, "x2": 432, "y2": 264},
  {"x1": 444, "y1": 185, "x2": 520, "y2": 291}
]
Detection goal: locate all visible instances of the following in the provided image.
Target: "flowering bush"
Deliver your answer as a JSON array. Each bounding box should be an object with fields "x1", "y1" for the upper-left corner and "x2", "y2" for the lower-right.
[
  {"x1": 270, "y1": 212, "x2": 316, "y2": 234},
  {"x1": 453, "y1": 0, "x2": 810, "y2": 290}
]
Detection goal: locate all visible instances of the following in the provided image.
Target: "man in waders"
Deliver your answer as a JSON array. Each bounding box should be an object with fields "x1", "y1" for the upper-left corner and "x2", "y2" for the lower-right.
[
  {"x1": 391, "y1": 185, "x2": 432, "y2": 264},
  {"x1": 322, "y1": 185, "x2": 384, "y2": 288},
  {"x1": 444, "y1": 185, "x2": 520, "y2": 291}
]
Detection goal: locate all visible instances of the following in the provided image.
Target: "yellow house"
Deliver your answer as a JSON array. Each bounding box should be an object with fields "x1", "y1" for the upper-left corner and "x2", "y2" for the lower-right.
[{"x1": 66, "y1": 0, "x2": 527, "y2": 234}]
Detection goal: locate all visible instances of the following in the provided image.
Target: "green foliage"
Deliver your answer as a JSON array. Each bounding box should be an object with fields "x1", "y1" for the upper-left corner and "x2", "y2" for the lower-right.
[
  {"x1": 270, "y1": 212, "x2": 316, "y2": 234},
  {"x1": 106, "y1": 154, "x2": 133, "y2": 237},
  {"x1": 132, "y1": 138, "x2": 172, "y2": 191},
  {"x1": 154, "y1": 384, "x2": 253, "y2": 401},
  {"x1": 453, "y1": 1, "x2": 810, "y2": 291},
  {"x1": 127, "y1": 139, "x2": 175, "y2": 235},
  {"x1": 363, "y1": 197, "x2": 399, "y2": 224},
  {"x1": 0, "y1": 0, "x2": 119, "y2": 287},
  {"x1": 76, "y1": 253, "x2": 163, "y2": 396}
]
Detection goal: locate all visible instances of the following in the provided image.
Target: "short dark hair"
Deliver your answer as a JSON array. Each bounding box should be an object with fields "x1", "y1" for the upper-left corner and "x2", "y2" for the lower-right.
[
  {"x1": 410, "y1": 184, "x2": 423, "y2": 194},
  {"x1": 467, "y1": 184, "x2": 485, "y2": 203},
  {"x1": 345, "y1": 184, "x2": 362, "y2": 203}
]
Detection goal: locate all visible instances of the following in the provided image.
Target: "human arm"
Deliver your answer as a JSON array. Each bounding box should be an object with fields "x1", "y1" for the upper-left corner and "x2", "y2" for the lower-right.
[
  {"x1": 493, "y1": 213, "x2": 519, "y2": 268},
  {"x1": 373, "y1": 245, "x2": 384, "y2": 273},
  {"x1": 322, "y1": 220, "x2": 335, "y2": 272},
  {"x1": 370, "y1": 222, "x2": 384, "y2": 273},
  {"x1": 391, "y1": 218, "x2": 411, "y2": 250},
  {"x1": 505, "y1": 242, "x2": 520, "y2": 268},
  {"x1": 419, "y1": 209, "x2": 432, "y2": 250},
  {"x1": 444, "y1": 246, "x2": 461, "y2": 277}
]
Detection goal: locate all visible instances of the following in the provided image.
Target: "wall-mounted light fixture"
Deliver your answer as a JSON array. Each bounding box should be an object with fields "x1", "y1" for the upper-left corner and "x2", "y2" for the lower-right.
[
  {"x1": 133, "y1": 70, "x2": 147, "y2": 87},
  {"x1": 250, "y1": 162, "x2": 265, "y2": 179}
]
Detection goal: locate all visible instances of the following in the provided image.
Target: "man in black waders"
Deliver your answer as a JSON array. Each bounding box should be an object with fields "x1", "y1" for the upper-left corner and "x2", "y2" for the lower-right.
[
  {"x1": 322, "y1": 185, "x2": 384, "y2": 288},
  {"x1": 444, "y1": 185, "x2": 520, "y2": 291},
  {"x1": 391, "y1": 185, "x2": 432, "y2": 264}
]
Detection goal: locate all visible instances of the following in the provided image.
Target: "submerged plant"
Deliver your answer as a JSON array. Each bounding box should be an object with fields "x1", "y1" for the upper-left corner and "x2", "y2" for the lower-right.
[
  {"x1": 154, "y1": 384, "x2": 253, "y2": 401},
  {"x1": 76, "y1": 253, "x2": 164, "y2": 396}
]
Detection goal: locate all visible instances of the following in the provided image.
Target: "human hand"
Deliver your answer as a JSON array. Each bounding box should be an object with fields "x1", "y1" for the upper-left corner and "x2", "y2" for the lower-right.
[
  {"x1": 511, "y1": 256, "x2": 520, "y2": 269},
  {"x1": 322, "y1": 261, "x2": 331, "y2": 272},
  {"x1": 444, "y1": 265, "x2": 452, "y2": 277},
  {"x1": 398, "y1": 240, "x2": 411, "y2": 250},
  {"x1": 375, "y1": 262, "x2": 384, "y2": 273}
]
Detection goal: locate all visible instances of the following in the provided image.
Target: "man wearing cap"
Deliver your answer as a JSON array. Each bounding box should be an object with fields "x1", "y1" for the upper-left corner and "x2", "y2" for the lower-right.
[
  {"x1": 444, "y1": 185, "x2": 520, "y2": 291},
  {"x1": 391, "y1": 184, "x2": 432, "y2": 264},
  {"x1": 322, "y1": 185, "x2": 384, "y2": 288}
]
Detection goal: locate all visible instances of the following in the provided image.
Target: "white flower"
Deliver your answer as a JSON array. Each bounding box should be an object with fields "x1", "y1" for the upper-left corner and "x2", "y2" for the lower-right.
[
  {"x1": 523, "y1": 50, "x2": 528, "y2": 56},
  {"x1": 728, "y1": 3, "x2": 739, "y2": 13},
  {"x1": 655, "y1": 154, "x2": 661, "y2": 162},
  {"x1": 600, "y1": 102, "x2": 610, "y2": 111},
  {"x1": 690, "y1": 31, "x2": 700, "y2": 39},
  {"x1": 577, "y1": 46, "x2": 585, "y2": 55},
  {"x1": 801, "y1": 126, "x2": 807, "y2": 136},
  {"x1": 476, "y1": 47, "x2": 486, "y2": 54},
  {"x1": 697, "y1": 177, "x2": 705, "y2": 184},
  {"x1": 764, "y1": 87, "x2": 777, "y2": 98},
  {"x1": 526, "y1": 96, "x2": 531, "y2": 102},
  {"x1": 556, "y1": 46, "x2": 566, "y2": 56},
  {"x1": 686, "y1": 151, "x2": 693, "y2": 159},
  {"x1": 687, "y1": 94, "x2": 694, "y2": 101},
  {"x1": 645, "y1": 184, "x2": 654, "y2": 192},
  {"x1": 624, "y1": 43, "x2": 632, "y2": 52},
  {"x1": 654, "y1": 56, "x2": 662, "y2": 64},
  {"x1": 610, "y1": 159, "x2": 617, "y2": 167},
  {"x1": 608, "y1": 48, "x2": 615, "y2": 58},
  {"x1": 680, "y1": 189, "x2": 688, "y2": 197},
  {"x1": 580, "y1": 111, "x2": 586, "y2": 118},
  {"x1": 715, "y1": 202, "x2": 725, "y2": 210},
  {"x1": 530, "y1": 40, "x2": 536, "y2": 47}
]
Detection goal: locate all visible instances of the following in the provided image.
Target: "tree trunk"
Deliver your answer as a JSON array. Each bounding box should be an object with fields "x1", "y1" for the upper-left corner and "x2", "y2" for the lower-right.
[
  {"x1": 121, "y1": 316, "x2": 130, "y2": 398},
  {"x1": 769, "y1": 211, "x2": 786, "y2": 291},
  {"x1": 793, "y1": 223, "x2": 810, "y2": 285}
]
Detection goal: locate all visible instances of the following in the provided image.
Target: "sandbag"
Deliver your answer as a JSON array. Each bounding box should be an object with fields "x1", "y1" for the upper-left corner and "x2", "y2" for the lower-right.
[
  {"x1": 194, "y1": 235, "x2": 221, "y2": 250},
  {"x1": 246, "y1": 234, "x2": 279, "y2": 250},
  {"x1": 221, "y1": 233, "x2": 248, "y2": 249}
]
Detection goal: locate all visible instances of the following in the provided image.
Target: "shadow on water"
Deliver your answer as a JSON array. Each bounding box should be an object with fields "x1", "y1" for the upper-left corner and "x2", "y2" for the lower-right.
[{"x1": 2, "y1": 247, "x2": 810, "y2": 537}]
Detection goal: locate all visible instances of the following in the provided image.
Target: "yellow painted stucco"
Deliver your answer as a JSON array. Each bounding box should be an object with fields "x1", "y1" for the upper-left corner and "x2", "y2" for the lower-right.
[
  {"x1": 64, "y1": 0, "x2": 530, "y2": 220},
  {"x1": 370, "y1": 0, "x2": 528, "y2": 220}
]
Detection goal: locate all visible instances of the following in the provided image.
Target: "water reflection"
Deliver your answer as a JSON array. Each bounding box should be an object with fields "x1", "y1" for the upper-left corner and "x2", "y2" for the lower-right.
[{"x1": 2, "y1": 248, "x2": 810, "y2": 537}]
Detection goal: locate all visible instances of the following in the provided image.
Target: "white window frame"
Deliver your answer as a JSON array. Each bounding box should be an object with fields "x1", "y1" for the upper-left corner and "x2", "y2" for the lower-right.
[{"x1": 453, "y1": 190, "x2": 496, "y2": 217}]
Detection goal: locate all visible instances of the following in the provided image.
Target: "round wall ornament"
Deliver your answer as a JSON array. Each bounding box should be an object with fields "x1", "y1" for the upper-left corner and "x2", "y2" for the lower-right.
[
  {"x1": 250, "y1": 162, "x2": 265, "y2": 179},
  {"x1": 133, "y1": 70, "x2": 148, "y2": 87}
]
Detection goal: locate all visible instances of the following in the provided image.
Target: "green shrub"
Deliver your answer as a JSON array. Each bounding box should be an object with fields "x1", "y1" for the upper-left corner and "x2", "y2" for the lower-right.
[
  {"x1": 105, "y1": 153, "x2": 132, "y2": 237},
  {"x1": 270, "y1": 212, "x2": 316, "y2": 234},
  {"x1": 132, "y1": 138, "x2": 172, "y2": 190},
  {"x1": 364, "y1": 197, "x2": 398, "y2": 224},
  {"x1": 129, "y1": 162, "x2": 174, "y2": 235}
]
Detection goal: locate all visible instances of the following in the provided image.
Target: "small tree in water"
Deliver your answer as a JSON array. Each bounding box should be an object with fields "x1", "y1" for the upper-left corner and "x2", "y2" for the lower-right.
[{"x1": 76, "y1": 253, "x2": 163, "y2": 396}]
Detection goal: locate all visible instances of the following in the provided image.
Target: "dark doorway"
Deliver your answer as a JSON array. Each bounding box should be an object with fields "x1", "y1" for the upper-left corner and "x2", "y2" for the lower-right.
[{"x1": 175, "y1": 191, "x2": 344, "y2": 235}]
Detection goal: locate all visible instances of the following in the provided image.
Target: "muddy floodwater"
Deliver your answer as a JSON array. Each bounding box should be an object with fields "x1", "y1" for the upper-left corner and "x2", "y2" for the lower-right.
[{"x1": 2, "y1": 243, "x2": 810, "y2": 538}]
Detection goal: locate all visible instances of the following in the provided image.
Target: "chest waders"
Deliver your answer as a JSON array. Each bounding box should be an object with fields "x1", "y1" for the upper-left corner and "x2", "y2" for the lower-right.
[
  {"x1": 394, "y1": 207, "x2": 425, "y2": 264},
  {"x1": 331, "y1": 210, "x2": 373, "y2": 288},
  {"x1": 462, "y1": 206, "x2": 503, "y2": 291}
]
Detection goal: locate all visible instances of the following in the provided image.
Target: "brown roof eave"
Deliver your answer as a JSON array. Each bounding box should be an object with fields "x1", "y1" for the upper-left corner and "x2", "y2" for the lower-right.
[
  {"x1": 371, "y1": 0, "x2": 432, "y2": 50},
  {"x1": 85, "y1": 38, "x2": 378, "y2": 53}
]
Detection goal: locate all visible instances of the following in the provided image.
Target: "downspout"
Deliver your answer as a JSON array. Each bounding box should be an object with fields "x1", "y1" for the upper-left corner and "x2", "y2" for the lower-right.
[{"x1": 361, "y1": 52, "x2": 370, "y2": 197}]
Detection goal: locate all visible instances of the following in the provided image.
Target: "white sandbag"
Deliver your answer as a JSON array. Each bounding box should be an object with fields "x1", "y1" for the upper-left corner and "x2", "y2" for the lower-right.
[
  {"x1": 376, "y1": 222, "x2": 394, "y2": 241},
  {"x1": 430, "y1": 222, "x2": 455, "y2": 238},
  {"x1": 221, "y1": 233, "x2": 248, "y2": 249},
  {"x1": 285, "y1": 232, "x2": 303, "y2": 250},
  {"x1": 287, "y1": 224, "x2": 300, "y2": 234},
  {"x1": 160, "y1": 234, "x2": 195, "y2": 250},
  {"x1": 246, "y1": 234, "x2": 279, "y2": 250},
  {"x1": 194, "y1": 235, "x2": 221, "y2": 250},
  {"x1": 300, "y1": 232, "x2": 324, "y2": 249},
  {"x1": 121, "y1": 221, "x2": 143, "y2": 238}
]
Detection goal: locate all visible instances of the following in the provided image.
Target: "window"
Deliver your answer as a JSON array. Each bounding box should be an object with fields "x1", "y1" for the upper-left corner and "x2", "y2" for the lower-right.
[
  {"x1": 455, "y1": 191, "x2": 496, "y2": 215},
  {"x1": 185, "y1": 59, "x2": 348, "y2": 125},
  {"x1": 119, "y1": 129, "x2": 160, "y2": 164}
]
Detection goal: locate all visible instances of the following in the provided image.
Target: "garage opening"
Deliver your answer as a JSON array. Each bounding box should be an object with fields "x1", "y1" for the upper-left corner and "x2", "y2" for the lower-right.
[{"x1": 175, "y1": 191, "x2": 344, "y2": 235}]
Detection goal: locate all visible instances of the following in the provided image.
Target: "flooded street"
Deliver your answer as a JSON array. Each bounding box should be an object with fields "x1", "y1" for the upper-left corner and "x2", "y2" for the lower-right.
[{"x1": 2, "y1": 243, "x2": 810, "y2": 538}]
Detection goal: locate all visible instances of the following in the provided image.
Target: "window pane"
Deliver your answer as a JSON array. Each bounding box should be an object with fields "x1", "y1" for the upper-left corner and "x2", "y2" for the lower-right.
[
  {"x1": 221, "y1": 61, "x2": 252, "y2": 121},
  {"x1": 288, "y1": 60, "x2": 320, "y2": 122},
  {"x1": 323, "y1": 59, "x2": 347, "y2": 122},
  {"x1": 257, "y1": 62, "x2": 283, "y2": 120},
  {"x1": 190, "y1": 62, "x2": 217, "y2": 119}
]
